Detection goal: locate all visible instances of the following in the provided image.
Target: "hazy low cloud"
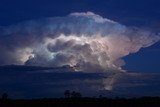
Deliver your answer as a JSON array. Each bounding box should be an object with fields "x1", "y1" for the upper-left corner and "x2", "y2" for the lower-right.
[{"x1": 1, "y1": 68, "x2": 160, "y2": 98}]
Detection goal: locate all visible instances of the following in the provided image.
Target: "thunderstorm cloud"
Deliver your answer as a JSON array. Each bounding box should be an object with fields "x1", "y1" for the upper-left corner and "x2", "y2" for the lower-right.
[{"x1": 0, "y1": 12, "x2": 159, "y2": 72}]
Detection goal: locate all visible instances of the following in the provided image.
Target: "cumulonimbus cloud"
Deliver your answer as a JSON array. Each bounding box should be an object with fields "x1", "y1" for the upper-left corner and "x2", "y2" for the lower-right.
[{"x1": 0, "y1": 12, "x2": 159, "y2": 72}]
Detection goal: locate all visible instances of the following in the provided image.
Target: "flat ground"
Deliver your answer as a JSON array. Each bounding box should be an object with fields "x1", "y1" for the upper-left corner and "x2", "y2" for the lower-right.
[{"x1": 1, "y1": 97, "x2": 160, "y2": 107}]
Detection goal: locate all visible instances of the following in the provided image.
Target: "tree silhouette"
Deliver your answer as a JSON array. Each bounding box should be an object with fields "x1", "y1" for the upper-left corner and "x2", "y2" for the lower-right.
[
  {"x1": 99, "y1": 95, "x2": 102, "y2": 98},
  {"x1": 71, "y1": 91, "x2": 76, "y2": 98},
  {"x1": 71, "y1": 91, "x2": 82, "y2": 98},
  {"x1": 75, "y1": 92, "x2": 82, "y2": 98},
  {"x1": 64, "y1": 90, "x2": 70, "y2": 98},
  {"x1": 2, "y1": 93, "x2": 8, "y2": 100},
  {"x1": 64, "y1": 90, "x2": 82, "y2": 98}
]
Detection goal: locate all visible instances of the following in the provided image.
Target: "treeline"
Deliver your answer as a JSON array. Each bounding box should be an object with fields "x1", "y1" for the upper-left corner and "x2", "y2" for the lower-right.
[
  {"x1": 1, "y1": 92, "x2": 160, "y2": 107},
  {"x1": 1, "y1": 96, "x2": 160, "y2": 107}
]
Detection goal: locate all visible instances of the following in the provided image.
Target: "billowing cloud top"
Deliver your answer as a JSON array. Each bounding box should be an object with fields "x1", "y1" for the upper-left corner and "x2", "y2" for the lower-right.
[{"x1": 0, "y1": 12, "x2": 159, "y2": 72}]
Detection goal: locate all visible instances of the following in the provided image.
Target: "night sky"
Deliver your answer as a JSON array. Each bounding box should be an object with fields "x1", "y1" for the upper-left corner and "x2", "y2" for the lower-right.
[{"x1": 0, "y1": 0, "x2": 160, "y2": 98}]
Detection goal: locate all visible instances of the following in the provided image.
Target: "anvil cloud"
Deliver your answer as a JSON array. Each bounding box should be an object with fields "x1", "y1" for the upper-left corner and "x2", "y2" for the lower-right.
[{"x1": 0, "y1": 12, "x2": 159, "y2": 72}]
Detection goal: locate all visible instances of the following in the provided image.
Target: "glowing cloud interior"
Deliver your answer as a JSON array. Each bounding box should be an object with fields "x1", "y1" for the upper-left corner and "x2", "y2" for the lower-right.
[{"x1": 0, "y1": 12, "x2": 159, "y2": 72}]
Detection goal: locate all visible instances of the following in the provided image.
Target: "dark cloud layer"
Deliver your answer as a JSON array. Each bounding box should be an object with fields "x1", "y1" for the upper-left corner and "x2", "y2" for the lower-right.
[{"x1": 0, "y1": 66, "x2": 160, "y2": 98}]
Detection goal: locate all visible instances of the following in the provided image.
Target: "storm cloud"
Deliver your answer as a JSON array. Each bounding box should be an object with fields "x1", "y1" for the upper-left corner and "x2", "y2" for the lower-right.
[{"x1": 0, "y1": 12, "x2": 159, "y2": 72}]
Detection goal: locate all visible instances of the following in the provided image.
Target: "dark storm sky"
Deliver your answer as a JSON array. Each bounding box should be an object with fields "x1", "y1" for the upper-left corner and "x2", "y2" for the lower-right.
[{"x1": 0, "y1": 0, "x2": 160, "y2": 72}]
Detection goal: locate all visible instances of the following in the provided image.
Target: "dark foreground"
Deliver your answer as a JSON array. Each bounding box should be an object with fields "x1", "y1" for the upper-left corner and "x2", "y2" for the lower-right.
[{"x1": 1, "y1": 97, "x2": 160, "y2": 107}]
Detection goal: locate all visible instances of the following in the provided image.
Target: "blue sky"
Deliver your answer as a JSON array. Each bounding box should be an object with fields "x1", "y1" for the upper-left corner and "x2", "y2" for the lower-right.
[{"x1": 0, "y1": 0, "x2": 160, "y2": 26}]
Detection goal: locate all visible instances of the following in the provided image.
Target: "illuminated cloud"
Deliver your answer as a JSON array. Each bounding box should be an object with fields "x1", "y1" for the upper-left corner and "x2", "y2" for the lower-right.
[{"x1": 0, "y1": 12, "x2": 159, "y2": 72}]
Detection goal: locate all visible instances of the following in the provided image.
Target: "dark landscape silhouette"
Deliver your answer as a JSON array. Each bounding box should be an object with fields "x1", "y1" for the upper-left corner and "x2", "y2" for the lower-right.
[{"x1": 1, "y1": 92, "x2": 160, "y2": 107}]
